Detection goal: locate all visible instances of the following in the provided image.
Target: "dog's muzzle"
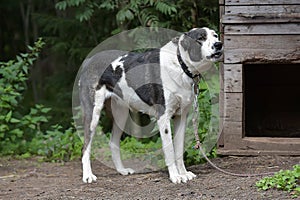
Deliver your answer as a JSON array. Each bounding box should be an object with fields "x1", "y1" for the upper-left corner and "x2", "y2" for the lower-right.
[{"x1": 207, "y1": 42, "x2": 223, "y2": 60}]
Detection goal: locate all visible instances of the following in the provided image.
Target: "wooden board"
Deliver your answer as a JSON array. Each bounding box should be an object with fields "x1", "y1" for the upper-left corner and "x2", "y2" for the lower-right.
[
  {"x1": 225, "y1": 0, "x2": 300, "y2": 5},
  {"x1": 224, "y1": 24, "x2": 300, "y2": 35},
  {"x1": 224, "y1": 35, "x2": 300, "y2": 64},
  {"x1": 222, "y1": 121, "x2": 243, "y2": 147},
  {"x1": 218, "y1": 117, "x2": 225, "y2": 147},
  {"x1": 219, "y1": 136, "x2": 300, "y2": 154},
  {"x1": 224, "y1": 64, "x2": 243, "y2": 92},
  {"x1": 225, "y1": 5, "x2": 300, "y2": 15},
  {"x1": 219, "y1": 63, "x2": 225, "y2": 118},
  {"x1": 224, "y1": 49, "x2": 300, "y2": 64},
  {"x1": 223, "y1": 93, "x2": 243, "y2": 122},
  {"x1": 218, "y1": 149, "x2": 300, "y2": 155},
  {"x1": 224, "y1": 35, "x2": 300, "y2": 49},
  {"x1": 219, "y1": 6, "x2": 225, "y2": 32},
  {"x1": 222, "y1": 14, "x2": 300, "y2": 24}
]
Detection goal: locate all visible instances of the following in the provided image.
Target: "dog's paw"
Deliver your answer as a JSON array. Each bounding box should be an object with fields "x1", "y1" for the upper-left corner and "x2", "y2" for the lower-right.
[
  {"x1": 169, "y1": 174, "x2": 186, "y2": 184},
  {"x1": 181, "y1": 171, "x2": 197, "y2": 181},
  {"x1": 170, "y1": 171, "x2": 196, "y2": 184},
  {"x1": 117, "y1": 168, "x2": 135, "y2": 176},
  {"x1": 82, "y1": 173, "x2": 97, "y2": 183}
]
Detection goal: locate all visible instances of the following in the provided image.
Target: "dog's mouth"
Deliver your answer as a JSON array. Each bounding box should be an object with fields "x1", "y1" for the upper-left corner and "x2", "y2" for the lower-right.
[{"x1": 208, "y1": 51, "x2": 223, "y2": 60}]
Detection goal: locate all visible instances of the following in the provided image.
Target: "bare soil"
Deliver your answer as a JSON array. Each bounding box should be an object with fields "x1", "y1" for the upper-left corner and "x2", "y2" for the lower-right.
[{"x1": 0, "y1": 156, "x2": 299, "y2": 200}]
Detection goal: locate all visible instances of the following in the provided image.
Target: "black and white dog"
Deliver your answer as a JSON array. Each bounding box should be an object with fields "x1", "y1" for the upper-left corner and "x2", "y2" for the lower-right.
[{"x1": 79, "y1": 27, "x2": 223, "y2": 184}]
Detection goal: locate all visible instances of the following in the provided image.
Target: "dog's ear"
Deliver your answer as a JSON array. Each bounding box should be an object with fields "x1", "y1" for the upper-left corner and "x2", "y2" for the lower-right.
[
  {"x1": 171, "y1": 36, "x2": 179, "y2": 45},
  {"x1": 180, "y1": 34, "x2": 190, "y2": 51}
]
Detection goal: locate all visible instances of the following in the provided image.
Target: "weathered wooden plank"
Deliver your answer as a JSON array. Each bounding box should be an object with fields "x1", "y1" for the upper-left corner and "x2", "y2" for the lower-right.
[
  {"x1": 219, "y1": 63, "x2": 225, "y2": 143},
  {"x1": 222, "y1": 121, "x2": 243, "y2": 135},
  {"x1": 222, "y1": 121, "x2": 243, "y2": 148},
  {"x1": 225, "y1": 24, "x2": 300, "y2": 35},
  {"x1": 221, "y1": 134, "x2": 300, "y2": 154},
  {"x1": 224, "y1": 64, "x2": 243, "y2": 92},
  {"x1": 219, "y1": 0, "x2": 225, "y2": 5},
  {"x1": 219, "y1": 63, "x2": 225, "y2": 118},
  {"x1": 224, "y1": 35, "x2": 300, "y2": 63},
  {"x1": 220, "y1": 93, "x2": 224, "y2": 119},
  {"x1": 222, "y1": 13, "x2": 300, "y2": 24},
  {"x1": 219, "y1": 6, "x2": 225, "y2": 32},
  {"x1": 241, "y1": 137, "x2": 300, "y2": 151},
  {"x1": 225, "y1": 5, "x2": 300, "y2": 15},
  {"x1": 218, "y1": 117, "x2": 225, "y2": 147},
  {"x1": 225, "y1": 35, "x2": 300, "y2": 49},
  {"x1": 223, "y1": 93, "x2": 243, "y2": 122},
  {"x1": 224, "y1": 49, "x2": 300, "y2": 64},
  {"x1": 225, "y1": 0, "x2": 300, "y2": 6},
  {"x1": 218, "y1": 149, "x2": 300, "y2": 155}
]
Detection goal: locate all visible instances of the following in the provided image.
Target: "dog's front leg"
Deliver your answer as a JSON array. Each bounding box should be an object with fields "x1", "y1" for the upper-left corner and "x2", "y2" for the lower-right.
[
  {"x1": 173, "y1": 111, "x2": 197, "y2": 182},
  {"x1": 158, "y1": 114, "x2": 184, "y2": 184}
]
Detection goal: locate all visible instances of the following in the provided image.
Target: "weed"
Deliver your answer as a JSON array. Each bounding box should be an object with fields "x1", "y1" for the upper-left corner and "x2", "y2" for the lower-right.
[{"x1": 256, "y1": 165, "x2": 300, "y2": 198}]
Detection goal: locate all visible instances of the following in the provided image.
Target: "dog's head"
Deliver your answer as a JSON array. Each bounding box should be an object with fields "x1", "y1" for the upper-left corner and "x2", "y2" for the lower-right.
[{"x1": 178, "y1": 27, "x2": 223, "y2": 63}]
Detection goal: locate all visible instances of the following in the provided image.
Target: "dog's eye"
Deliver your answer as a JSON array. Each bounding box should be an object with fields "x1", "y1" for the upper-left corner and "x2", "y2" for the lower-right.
[{"x1": 213, "y1": 34, "x2": 218, "y2": 38}]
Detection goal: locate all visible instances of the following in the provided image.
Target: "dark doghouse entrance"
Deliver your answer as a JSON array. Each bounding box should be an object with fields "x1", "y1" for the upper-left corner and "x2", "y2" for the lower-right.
[{"x1": 245, "y1": 64, "x2": 300, "y2": 137}]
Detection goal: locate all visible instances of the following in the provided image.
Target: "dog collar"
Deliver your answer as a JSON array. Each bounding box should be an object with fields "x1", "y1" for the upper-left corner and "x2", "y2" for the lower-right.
[{"x1": 177, "y1": 48, "x2": 199, "y2": 79}]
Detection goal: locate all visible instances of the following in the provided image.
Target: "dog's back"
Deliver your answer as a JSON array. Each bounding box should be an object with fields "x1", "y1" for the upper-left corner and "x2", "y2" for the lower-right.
[{"x1": 80, "y1": 50, "x2": 127, "y2": 89}]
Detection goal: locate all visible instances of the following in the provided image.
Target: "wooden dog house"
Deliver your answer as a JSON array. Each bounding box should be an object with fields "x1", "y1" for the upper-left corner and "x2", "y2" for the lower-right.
[{"x1": 218, "y1": 0, "x2": 300, "y2": 155}]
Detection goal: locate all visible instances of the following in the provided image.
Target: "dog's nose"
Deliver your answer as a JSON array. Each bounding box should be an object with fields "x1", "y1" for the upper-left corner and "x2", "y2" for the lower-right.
[{"x1": 214, "y1": 42, "x2": 223, "y2": 51}]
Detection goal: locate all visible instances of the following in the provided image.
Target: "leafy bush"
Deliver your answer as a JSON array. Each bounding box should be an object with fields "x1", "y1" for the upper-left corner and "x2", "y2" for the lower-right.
[
  {"x1": 0, "y1": 39, "x2": 82, "y2": 162},
  {"x1": 256, "y1": 164, "x2": 300, "y2": 198},
  {"x1": 120, "y1": 136, "x2": 165, "y2": 168},
  {"x1": 32, "y1": 125, "x2": 82, "y2": 162},
  {"x1": 0, "y1": 38, "x2": 45, "y2": 155}
]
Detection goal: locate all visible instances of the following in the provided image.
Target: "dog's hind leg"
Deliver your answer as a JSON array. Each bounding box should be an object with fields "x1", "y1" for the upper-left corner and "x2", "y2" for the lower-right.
[
  {"x1": 109, "y1": 98, "x2": 135, "y2": 175},
  {"x1": 82, "y1": 86, "x2": 107, "y2": 183}
]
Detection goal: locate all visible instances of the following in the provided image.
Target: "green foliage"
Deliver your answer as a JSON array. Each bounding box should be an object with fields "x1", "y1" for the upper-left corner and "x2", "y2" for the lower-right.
[
  {"x1": 0, "y1": 39, "x2": 82, "y2": 162},
  {"x1": 121, "y1": 136, "x2": 162, "y2": 155},
  {"x1": 55, "y1": 0, "x2": 219, "y2": 32},
  {"x1": 0, "y1": 39, "x2": 45, "y2": 155},
  {"x1": 2, "y1": 105, "x2": 49, "y2": 154},
  {"x1": 256, "y1": 165, "x2": 300, "y2": 198},
  {"x1": 33, "y1": 125, "x2": 82, "y2": 162},
  {"x1": 120, "y1": 136, "x2": 165, "y2": 168},
  {"x1": 0, "y1": 38, "x2": 44, "y2": 110}
]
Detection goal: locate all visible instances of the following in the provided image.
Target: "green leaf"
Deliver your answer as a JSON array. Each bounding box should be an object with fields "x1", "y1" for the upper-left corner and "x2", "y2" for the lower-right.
[
  {"x1": 10, "y1": 118, "x2": 20, "y2": 123},
  {"x1": 10, "y1": 128, "x2": 23, "y2": 137},
  {"x1": 55, "y1": 1, "x2": 67, "y2": 10},
  {"x1": 76, "y1": 7, "x2": 94, "y2": 22},
  {"x1": 30, "y1": 108, "x2": 38, "y2": 115},
  {"x1": 5, "y1": 111, "x2": 12, "y2": 122},
  {"x1": 41, "y1": 107, "x2": 51, "y2": 113},
  {"x1": 28, "y1": 124, "x2": 36, "y2": 129}
]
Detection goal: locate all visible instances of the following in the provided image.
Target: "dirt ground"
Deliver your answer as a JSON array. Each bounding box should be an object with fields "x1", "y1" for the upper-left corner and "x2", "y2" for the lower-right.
[{"x1": 0, "y1": 155, "x2": 299, "y2": 200}]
